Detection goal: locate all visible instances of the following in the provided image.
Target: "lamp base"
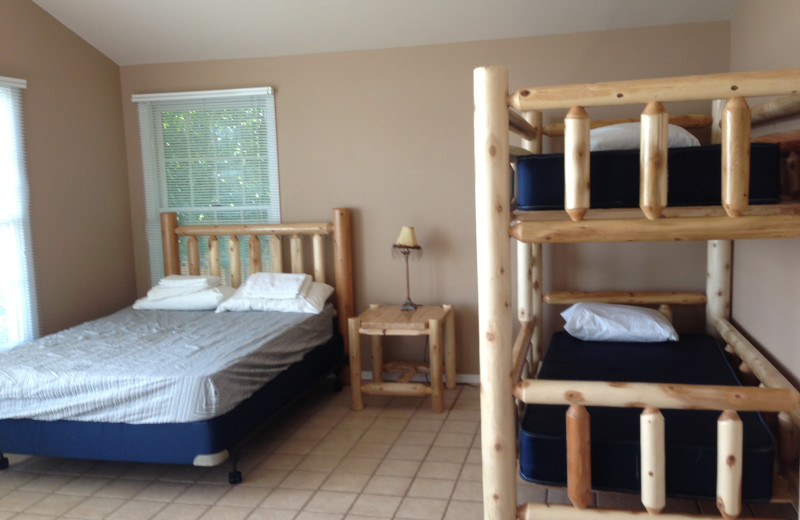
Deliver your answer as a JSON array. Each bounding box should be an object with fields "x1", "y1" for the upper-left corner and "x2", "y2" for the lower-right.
[{"x1": 400, "y1": 298, "x2": 418, "y2": 311}]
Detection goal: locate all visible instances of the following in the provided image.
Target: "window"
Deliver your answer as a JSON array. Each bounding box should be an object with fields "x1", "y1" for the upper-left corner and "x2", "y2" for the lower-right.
[
  {"x1": 134, "y1": 88, "x2": 280, "y2": 284},
  {"x1": 0, "y1": 76, "x2": 37, "y2": 350}
]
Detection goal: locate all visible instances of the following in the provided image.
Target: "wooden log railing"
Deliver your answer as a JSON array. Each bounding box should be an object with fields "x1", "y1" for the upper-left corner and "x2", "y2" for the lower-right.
[{"x1": 513, "y1": 379, "x2": 800, "y2": 519}]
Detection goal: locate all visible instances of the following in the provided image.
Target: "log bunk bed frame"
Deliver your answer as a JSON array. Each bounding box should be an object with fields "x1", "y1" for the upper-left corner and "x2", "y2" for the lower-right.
[
  {"x1": 0, "y1": 208, "x2": 354, "y2": 483},
  {"x1": 473, "y1": 67, "x2": 800, "y2": 520}
]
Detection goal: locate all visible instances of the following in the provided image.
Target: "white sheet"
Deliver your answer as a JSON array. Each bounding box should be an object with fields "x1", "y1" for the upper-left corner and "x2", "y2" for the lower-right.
[{"x1": 0, "y1": 305, "x2": 333, "y2": 424}]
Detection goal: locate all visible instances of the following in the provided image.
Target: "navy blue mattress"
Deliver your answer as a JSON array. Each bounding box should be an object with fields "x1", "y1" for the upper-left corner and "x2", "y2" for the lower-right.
[
  {"x1": 519, "y1": 332, "x2": 775, "y2": 501},
  {"x1": 516, "y1": 143, "x2": 781, "y2": 210},
  {"x1": 0, "y1": 333, "x2": 343, "y2": 466}
]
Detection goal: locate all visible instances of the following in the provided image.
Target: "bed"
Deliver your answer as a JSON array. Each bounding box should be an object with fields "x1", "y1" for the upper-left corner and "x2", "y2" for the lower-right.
[
  {"x1": 474, "y1": 68, "x2": 800, "y2": 519},
  {"x1": 0, "y1": 208, "x2": 354, "y2": 484}
]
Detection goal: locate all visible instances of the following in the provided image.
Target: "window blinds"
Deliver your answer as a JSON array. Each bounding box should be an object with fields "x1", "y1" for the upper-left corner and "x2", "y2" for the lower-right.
[
  {"x1": 134, "y1": 88, "x2": 280, "y2": 285},
  {"x1": 0, "y1": 76, "x2": 37, "y2": 349}
]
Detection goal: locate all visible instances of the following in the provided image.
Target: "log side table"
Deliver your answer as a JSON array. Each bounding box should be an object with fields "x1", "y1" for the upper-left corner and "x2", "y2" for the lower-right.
[{"x1": 348, "y1": 304, "x2": 456, "y2": 413}]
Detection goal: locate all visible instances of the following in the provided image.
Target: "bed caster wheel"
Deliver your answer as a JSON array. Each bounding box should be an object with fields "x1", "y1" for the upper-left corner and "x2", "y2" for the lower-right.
[
  {"x1": 0, "y1": 455, "x2": 8, "y2": 470},
  {"x1": 228, "y1": 470, "x2": 242, "y2": 485}
]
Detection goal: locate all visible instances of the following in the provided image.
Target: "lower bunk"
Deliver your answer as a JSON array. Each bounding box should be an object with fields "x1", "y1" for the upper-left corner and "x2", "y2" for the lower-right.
[{"x1": 519, "y1": 331, "x2": 775, "y2": 502}]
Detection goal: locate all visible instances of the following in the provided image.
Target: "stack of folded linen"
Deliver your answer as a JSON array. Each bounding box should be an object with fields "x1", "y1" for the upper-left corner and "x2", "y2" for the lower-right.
[
  {"x1": 216, "y1": 272, "x2": 335, "y2": 314},
  {"x1": 134, "y1": 275, "x2": 234, "y2": 311}
]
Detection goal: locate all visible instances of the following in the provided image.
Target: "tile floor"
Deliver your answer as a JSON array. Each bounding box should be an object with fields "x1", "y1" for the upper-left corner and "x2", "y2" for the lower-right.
[{"x1": 0, "y1": 381, "x2": 797, "y2": 520}]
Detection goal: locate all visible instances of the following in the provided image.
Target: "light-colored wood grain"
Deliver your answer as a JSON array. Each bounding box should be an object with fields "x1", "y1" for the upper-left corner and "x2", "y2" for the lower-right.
[
  {"x1": 722, "y1": 97, "x2": 751, "y2": 217},
  {"x1": 361, "y1": 381, "x2": 432, "y2": 397},
  {"x1": 313, "y1": 233, "x2": 325, "y2": 283},
  {"x1": 751, "y1": 94, "x2": 800, "y2": 125},
  {"x1": 161, "y1": 212, "x2": 180, "y2": 276},
  {"x1": 640, "y1": 101, "x2": 669, "y2": 220},
  {"x1": 523, "y1": 111, "x2": 543, "y2": 154},
  {"x1": 518, "y1": 242, "x2": 533, "y2": 322},
  {"x1": 511, "y1": 214, "x2": 800, "y2": 243},
  {"x1": 443, "y1": 305, "x2": 456, "y2": 389},
  {"x1": 567, "y1": 404, "x2": 592, "y2": 509},
  {"x1": 187, "y1": 235, "x2": 200, "y2": 275},
  {"x1": 519, "y1": 502, "x2": 734, "y2": 519},
  {"x1": 229, "y1": 235, "x2": 241, "y2": 288},
  {"x1": 429, "y1": 317, "x2": 444, "y2": 413},
  {"x1": 513, "y1": 202, "x2": 800, "y2": 222},
  {"x1": 474, "y1": 65, "x2": 516, "y2": 520},
  {"x1": 208, "y1": 236, "x2": 220, "y2": 277},
  {"x1": 544, "y1": 114, "x2": 712, "y2": 137},
  {"x1": 640, "y1": 407, "x2": 665, "y2": 514},
  {"x1": 248, "y1": 235, "x2": 261, "y2": 275},
  {"x1": 333, "y1": 208, "x2": 354, "y2": 355},
  {"x1": 270, "y1": 234, "x2": 283, "y2": 272},
  {"x1": 348, "y1": 316, "x2": 364, "y2": 411},
  {"x1": 509, "y1": 68, "x2": 800, "y2": 111},
  {"x1": 544, "y1": 291, "x2": 706, "y2": 305},
  {"x1": 509, "y1": 109, "x2": 539, "y2": 141},
  {"x1": 565, "y1": 106, "x2": 590, "y2": 221},
  {"x1": 514, "y1": 379, "x2": 800, "y2": 413},
  {"x1": 706, "y1": 240, "x2": 731, "y2": 336},
  {"x1": 511, "y1": 320, "x2": 535, "y2": 383},
  {"x1": 716, "y1": 410, "x2": 743, "y2": 519},
  {"x1": 290, "y1": 234, "x2": 303, "y2": 274}
]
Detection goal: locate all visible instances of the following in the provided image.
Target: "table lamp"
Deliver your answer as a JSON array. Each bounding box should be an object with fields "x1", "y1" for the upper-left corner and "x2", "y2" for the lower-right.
[{"x1": 392, "y1": 226, "x2": 422, "y2": 311}]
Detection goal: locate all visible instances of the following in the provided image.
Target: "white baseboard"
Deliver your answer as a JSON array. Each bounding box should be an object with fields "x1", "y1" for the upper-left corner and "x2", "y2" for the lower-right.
[{"x1": 361, "y1": 371, "x2": 479, "y2": 386}]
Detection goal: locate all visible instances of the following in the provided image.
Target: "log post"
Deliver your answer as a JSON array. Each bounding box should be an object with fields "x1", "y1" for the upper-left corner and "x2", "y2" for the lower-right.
[
  {"x1": 567, "y1": 404, "x2": 592, "y2": 509},
  {"x1": 270, "y1": 235, "x2": 284, "y2": 272},
  {"x1": 187, "y1": 235, "x2": 200, "y2": 275},
  {"x1": 229, "y1": 235, "x2": 241, "y2": 288},
  {"x1": 717, "y1": 410, "x2": 743, "y2": 520},
  {"x1": 706, "y1": 240, "x2": 731, "y2": 336},
  {"x1": 333, "y1": 208, "x2": 354, "y2": 356},
  {"x1": 640, "y1": 101, "x2": 669, "y2": 219},
  {"x1": 290, "y1": 234, "x2": 303, "y2": 273},
  {"x1": 249, "y1": 235, "x2": 262, "y2": 275},
  {"x1": 517, "y1": 242, "x2": 533, "y2": 323},
  {"x1": 640, "y1": 407, "x2": 666, "y2": 514},
  {"x1": 721, "y1": 97, "x2": 751, "y2": 217},
  {"x1": 160, "y1": 212, "x2": 180, "y2": 276},
  {"x1": 474, "y1": 65, "x2": 515, "y2": 520},
  {"x1": 313, "y1": 233, "x2": 325, "y2": 283},
  {"x1": 208, "y1": 236, "x2": 220, "y2": 277},
  {"x1": 522, "y1": 110, "x2": 543, "y2": 154},
  {"x1": 349, "y1": 316, "x2": 364, "y2": 411},
  {"x1": 429, "y1": 316, "x2": 444, "y2": 413},
  {"x1": 531, "y1": 243, "x2": 543, "y2": 370},
  {"x1": 565, "y1": 106, "x2": 590, "y2": 221}
]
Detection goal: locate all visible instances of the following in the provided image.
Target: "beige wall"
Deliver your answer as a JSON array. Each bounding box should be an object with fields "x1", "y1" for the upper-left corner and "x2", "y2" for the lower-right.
[
  {"x1": 730, "y1": 0, "x2": 800, "y2": 383},
  {"x1": 120, "y1": 22, "x2": 730, "y2": 375},
  {"x1": 0, "y1": 0, "x2": 133, "y2": 335}
]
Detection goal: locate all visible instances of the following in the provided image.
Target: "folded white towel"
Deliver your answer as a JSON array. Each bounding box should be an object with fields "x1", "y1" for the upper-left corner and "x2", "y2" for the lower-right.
[
  {"x1": 158, "y1": 275, "x2": 221, "y2": 288},
  {"x1": 242, "y1": 272, "x2": 312, "y2": 299},
  {"x1": 134, "y1": 286, "x2": 235, "y2": 311}
]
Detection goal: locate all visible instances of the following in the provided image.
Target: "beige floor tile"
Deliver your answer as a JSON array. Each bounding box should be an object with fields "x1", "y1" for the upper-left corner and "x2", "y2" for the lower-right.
[
  {"x1": 432, "y1": 433, "x2": 473, "y2": 449},
  {"x1": 20, "y1": 492, "x2": 85, "y2": 516},
  {"x1": 458, "y1": 464, "x2": 482, "y2": 482},
  {"x1": 216, "y1": 486, "x2": 272, "y2": 508},
  {"x1": 439, "y1": 421, "x2": 479, "y2": 435},
  {"x1": 359, "y1": 429, "x2": 400, "y2": 445},
  {"x1": 18, "y1": 474, "x2": 74, "y2": 493},
  {"x1": 279, "y1": 471, "x2": 328, "y2": 490},
  {"x1": 323, "y1": 428, "x2": 364, "y2": 444},
  {"x1": 259, "y1": 489, "x2": 313, "y2": 510},
  {"x1": 370, "y1": 418, "x2": 409, "y2": 432},
  {"x1": 333, "y1": 457, "x2": 381, "y2": 475},
  {"x1": 334, "y1": 417, "x2": 375, "y2": 431},
  {"x1": 310, "y1": 441, "x2": 354, "y2": 457},
  {"x1": 304, "y1": 491, "x2": 357, "y2": 514},
  {"x1": 242, "y1": 468, "x2": 289, "y2": 489},
  {"x1": 107, "y1": 499, "x2": 166, "y2": 520},
  {"x1": 198, "y1": 504, "x2": 254, "y2": 520},
  {"x1": 134, "y1": 481, "x2": 189, "y2": 502},
  {"x1": 0, "y1": 471, "x2": 36, "y2": 490},
  {"x1": 275, "y1": 439, "x2": 319, "y2": 456},
  {"x1": 92, "y1": 479, "x2": 151, "y2": 499},
  {"x1": 293, "y1": 511, "x2": 343, "y2": 520},
  {"x1": 62, "y1": 496, "x2": 126, "y2": 519},
  {"x1": 119, "y1": 464, "x2": 170, "y2": 481},
  {"x1": 465, "y1": 448, "x2": 481, "y2": 465},
  {"x1": 445, "y1": 410, "x2": 480, "y2": 422},
  {"x1": 348, "y1": 494, "x2": 402, "y2": 517},
  {"x1": 0, "y1": 490, "x2": 47, "y2": 512},
  {"x1": 346, "y1": 443, "x2": 390, "y2": 459},
  {"x1": 245, "y1": 509, "x2": 297, "y2": 520},
  {"x1": 395, "y1": 497, "x2": 448, "y2": 520},
  {"x1": 452, "y1": 481, "x2": 483, "y2": 502},
  {"x1": 407, "y1": 478, "x2": 455, "y2": 499},
  {"x1": 416, "y1": 461, "x2": 461, "y2": 480},
  {"x1": 362, "y1": 476, "x2": 412, "y2": 497},
  {"x1": 151, "y1": 502, "x2": 209, "y2": 520},
  {"x1": 174, "y1": 483, "x2": 230, "y2": 505},
  {"x1": 374, "y1": 459, "x2": 420, "y2": 478},
  {"x1": 260, "y1": 454, "x2": 304, "y2": 471},
  {"x1": 386, "y1": 444, "x2": 429, "y2": 461},
  {"x1": 320, "y1": 472, "x2": 370, "y2": 493},
  {"x1": 5, "y1": 514, "x2": 58, "y2": 520},
  {"x1": 395, "y1": 431, "x2": 436, "y2": 446},
  {"x1": 54, "y1": 476, "x2": 111, "y2": 496},
  {"x1": 424, "y1": 447, "x2": 467, "y2": 464},
  {"x1": 443, "y1": 500, "x2": 483, "y2": 520},
  {"x1": 404, "y1": 419, "x2": 444, "y2": 433}
]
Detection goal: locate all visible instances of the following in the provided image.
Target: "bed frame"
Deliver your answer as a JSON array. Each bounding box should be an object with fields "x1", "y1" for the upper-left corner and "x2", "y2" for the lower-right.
[
  {"x1": 474, "y1": 68, "x2": 800, "y2": 519},
  {"x1": 0, "y1": 208, "x2": 354, "y2": 482}
]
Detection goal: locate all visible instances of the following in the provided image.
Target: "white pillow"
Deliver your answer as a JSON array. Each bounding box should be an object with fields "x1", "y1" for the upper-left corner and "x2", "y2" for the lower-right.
[
  {"x1": 133, "y1": 286, "x2": 235, "y2": 311},
  {"x1": 561, "y1": 302, "x2": 678, "y2": 342},
  {"x1": 215, "y1": 282, "x2": 334, "y2": 314},
  {"x1": 590, "y1": 122, "x2": 700, "y2": 151}
]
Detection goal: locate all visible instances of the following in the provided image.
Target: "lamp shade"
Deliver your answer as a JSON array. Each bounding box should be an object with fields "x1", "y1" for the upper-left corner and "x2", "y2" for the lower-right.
[{"x1": 393, "y1": 226, "x2": 420, "y2": 249}]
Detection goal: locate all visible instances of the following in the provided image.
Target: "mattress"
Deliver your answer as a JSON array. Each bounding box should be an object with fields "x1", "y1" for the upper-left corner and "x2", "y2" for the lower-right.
[
  {"x1": 516, "y1": 143, "x2": 781, "y2": 210},
  {"x1": 0, "y1": 305, "x2": 333, "y2": 424},
  {"x1": 519, "y1": 332, "x2": 775, "y2": 501}
]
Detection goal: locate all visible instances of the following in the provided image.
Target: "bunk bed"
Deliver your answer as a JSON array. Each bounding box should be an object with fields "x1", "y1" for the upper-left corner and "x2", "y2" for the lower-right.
[
  {"x1": 0, "y1": 208, "x2": 354, "y2": 483},
  {"x1": 474, "y1": 67, "x2": 800, "y2": 520}
]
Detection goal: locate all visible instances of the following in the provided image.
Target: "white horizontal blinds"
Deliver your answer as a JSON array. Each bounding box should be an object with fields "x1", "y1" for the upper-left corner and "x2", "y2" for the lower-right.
[
  {"x1": 0, "y1": 76, "x2": 37, "y2": 350},
  {"x1": 135, "y1": 88, "x2": 280, "y2": 285}
]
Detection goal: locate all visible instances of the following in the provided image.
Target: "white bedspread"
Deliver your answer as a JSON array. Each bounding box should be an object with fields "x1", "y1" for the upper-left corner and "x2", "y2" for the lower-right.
[{"x1": 0, "y1": 306, "x2": 333, "y2": 424}]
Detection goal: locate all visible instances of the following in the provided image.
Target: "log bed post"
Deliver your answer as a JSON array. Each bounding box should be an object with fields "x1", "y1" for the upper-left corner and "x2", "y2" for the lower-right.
[
  {"x1": 523, "y1": 111, "x2": 544, "y2": 371},
  {"x1": 564, "y1": 106, "x2": 591, "y2": 221},
  {"x1": 640, "y1": 101, "x2": 669, "y2": 220},
  {"x1": 333, "y1": 208, "x2": 354, "y2": 355},
  {"x1": 475, "y1": 65, "x2": 515, "y2": 520},
  {"x1": 161, "y1": 212, "x2": 180, "y2": 276}
]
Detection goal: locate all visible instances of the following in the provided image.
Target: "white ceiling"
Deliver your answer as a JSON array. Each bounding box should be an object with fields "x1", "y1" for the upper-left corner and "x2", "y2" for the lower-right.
[{"x1": 32, "y1": 0, "x2": 739, "y2": 66}]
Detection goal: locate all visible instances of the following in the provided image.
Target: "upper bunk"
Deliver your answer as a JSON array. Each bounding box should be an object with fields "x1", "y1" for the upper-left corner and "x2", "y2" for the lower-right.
[{"x1": 474, "y1": 67, "x2": 800, "y2": 244}]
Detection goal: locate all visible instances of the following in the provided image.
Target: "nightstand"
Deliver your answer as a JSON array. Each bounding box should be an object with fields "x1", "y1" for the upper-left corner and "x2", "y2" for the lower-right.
[{"x1": 348, "y1": 304, "x2": 456, "y2": 412}]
